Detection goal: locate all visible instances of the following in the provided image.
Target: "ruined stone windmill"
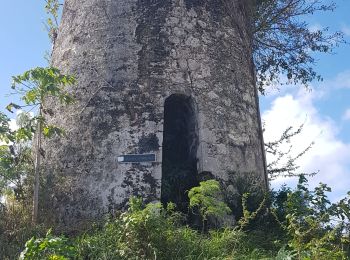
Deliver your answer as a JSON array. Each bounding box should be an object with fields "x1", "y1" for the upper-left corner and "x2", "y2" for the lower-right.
[{"x1": 43, "y1": 0, "x2": 268, "y2": 226}]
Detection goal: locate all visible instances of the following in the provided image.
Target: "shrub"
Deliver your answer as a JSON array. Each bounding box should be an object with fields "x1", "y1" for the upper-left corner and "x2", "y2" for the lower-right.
[
  {"x1": 75, "y1": 197, "x2": 269, "y2": 260},
  {"x1": 0, "y1": 196, "x2": 46, "y2": 260},
  {"x1": 188, "y1": 180, "x2": 231, "y2": 231},
  {"x1": 19, "y1": 230, "x2": 76, "y2": 260},
  {"x1": 15, "y1": 178, "x2": 350, "y2": 259}
]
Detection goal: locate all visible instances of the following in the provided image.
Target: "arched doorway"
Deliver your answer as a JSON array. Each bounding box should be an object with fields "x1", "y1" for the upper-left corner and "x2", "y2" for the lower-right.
[{"x1": 161, "y1": 94, "x2": 199, "y2": 212}]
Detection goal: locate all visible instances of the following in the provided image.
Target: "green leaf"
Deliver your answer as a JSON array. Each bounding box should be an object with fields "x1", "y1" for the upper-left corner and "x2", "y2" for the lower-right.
[
  {"x1": 22, "y1": 89, "x2": 39, "y2": 105},
  {"x1": 6, "y1": 102, "x2": 22, "y2": 113},
  {"x1": 43, "y1": 125, "x2": 65, "y2": 138},
  {"x1": 14, "y1": 127, "x2": 34, "y2": 141}
]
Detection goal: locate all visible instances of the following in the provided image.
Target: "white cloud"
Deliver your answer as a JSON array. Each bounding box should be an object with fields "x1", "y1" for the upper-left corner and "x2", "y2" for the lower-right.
[
  {"x1": 9, "y1": 118, "x2": 18, "y2": 131},
  {"x1": 262, "y1": 88, "x2": 350, "y2": 201},
  {"x1": 330, "y1": 70, "x2": 350, "y2": 89},
  {"x1": 343, "y1": 109, "x2": 350, "y2": 121}
]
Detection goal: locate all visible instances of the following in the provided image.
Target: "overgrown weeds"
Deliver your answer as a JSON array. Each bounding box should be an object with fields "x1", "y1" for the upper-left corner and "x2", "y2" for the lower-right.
[{"x1": 4, "y1": 178, "x2": 350, "y2": 259}]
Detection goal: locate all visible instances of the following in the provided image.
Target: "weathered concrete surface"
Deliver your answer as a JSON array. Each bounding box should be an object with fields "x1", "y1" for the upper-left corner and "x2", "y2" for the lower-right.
[{"x1": 42, "y1": 0, "x2": 268, "y2": 228}]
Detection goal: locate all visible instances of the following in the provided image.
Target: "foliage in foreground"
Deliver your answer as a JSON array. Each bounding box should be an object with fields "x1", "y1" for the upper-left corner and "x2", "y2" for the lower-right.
[
  {"x1": 19, "y1": 199, "x2": 269, "y2": 260},
  {"x1": 9, "y1": 178, "x2": 350, "y2": 260}
]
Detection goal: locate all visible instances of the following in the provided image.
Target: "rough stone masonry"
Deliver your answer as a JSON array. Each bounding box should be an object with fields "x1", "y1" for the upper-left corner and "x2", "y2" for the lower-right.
[{"x1": 42, "y1": 0, "x2": 268, "y2": 227}]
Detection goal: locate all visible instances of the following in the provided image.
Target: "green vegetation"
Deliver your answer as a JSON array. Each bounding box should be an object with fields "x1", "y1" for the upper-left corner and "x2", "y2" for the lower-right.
[
  {"x1": 44, "y1": 0, "x2": 60, "y2": 44},
  {"x1": 0, "y1": 66, "x2": 76, "y2": 257},
  {"x1": 188, "y1": 180, "x2": 232, "y2": 231},
  {"x1": 3, "y1": 67, "x2": 75, "y2": 225},
  {"x1": 1, "y1": 178, "x2": 349, "y2": 259}
]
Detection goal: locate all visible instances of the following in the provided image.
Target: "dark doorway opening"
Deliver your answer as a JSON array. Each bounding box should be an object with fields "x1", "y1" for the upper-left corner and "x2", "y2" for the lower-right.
[{"x1": 161, "y1": 94, "x2": 198, "y2": 213}]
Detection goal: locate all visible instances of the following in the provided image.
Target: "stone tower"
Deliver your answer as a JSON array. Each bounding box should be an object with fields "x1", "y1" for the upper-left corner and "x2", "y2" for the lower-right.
[{"x1": 43, "y1": 0, "x2": 268, "y2": 226}]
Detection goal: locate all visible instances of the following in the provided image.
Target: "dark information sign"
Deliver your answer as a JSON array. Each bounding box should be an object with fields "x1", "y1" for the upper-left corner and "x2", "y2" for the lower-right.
[{"x1": 117, "y1": 154, "x2": 156, "y2": 163}]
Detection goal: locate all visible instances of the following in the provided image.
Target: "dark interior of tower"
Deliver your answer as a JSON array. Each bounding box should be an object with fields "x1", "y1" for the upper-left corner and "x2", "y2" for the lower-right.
[{"x1": 161, "y1": 94, "x2": 199, "y2": 213}]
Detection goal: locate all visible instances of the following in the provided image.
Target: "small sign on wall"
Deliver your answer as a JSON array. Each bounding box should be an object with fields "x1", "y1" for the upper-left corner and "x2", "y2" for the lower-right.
[{"x1": 117, "y1": 154, "x2": 156, "y2": 163}]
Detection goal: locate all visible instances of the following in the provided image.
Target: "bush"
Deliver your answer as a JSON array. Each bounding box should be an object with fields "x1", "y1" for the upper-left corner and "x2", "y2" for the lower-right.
[
  {"x1": 19, "y1": 230, "x2": 76, "y2": 260},
  {"x1": 75, "y1": 197, "x2": 271, "y2": 259},
  {"x1": 0, "y1": 196, "x2": 46, "y2": 260},
  {"x1": 13, "y1": 178, "x2": 350, "y2": 259},
  {"x1": 278, "y1": 176, "x2": 348, "y2": 259}
]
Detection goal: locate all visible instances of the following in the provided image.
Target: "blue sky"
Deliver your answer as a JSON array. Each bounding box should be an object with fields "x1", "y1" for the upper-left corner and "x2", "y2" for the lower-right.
[
  {"x1": 1, "y1": 1, "x2": 350, "y2": 200},
  {"x1": 0, "y1": 1, "x2": 49, "y2": 102},
  {"x1": 261, "y1": 0, "x2": 350, "y2": 200}
]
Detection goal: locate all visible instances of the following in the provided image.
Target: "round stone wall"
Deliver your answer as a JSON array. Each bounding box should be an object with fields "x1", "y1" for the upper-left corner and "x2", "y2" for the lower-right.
[{"x1": 42, "y1": 0, "x2": 267, "y2": 228}]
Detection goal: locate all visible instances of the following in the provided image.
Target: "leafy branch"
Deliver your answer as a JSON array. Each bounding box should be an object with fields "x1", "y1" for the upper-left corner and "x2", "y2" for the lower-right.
[
  {"x1": 252, "y1": 0, "x2": 346, "y2": 93},
  {"x1": 188, "y1": 180, "x2": 231, "y2": 232},
  {"x1": 44, "y1": 0, "x2": 62, "y2": 44},
  {"x1": 264, "y1": 123, "x2": 317, "y2": 180},
  {"x1": 4, "y1": 67, "x2": 76, "y2": 225}
]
